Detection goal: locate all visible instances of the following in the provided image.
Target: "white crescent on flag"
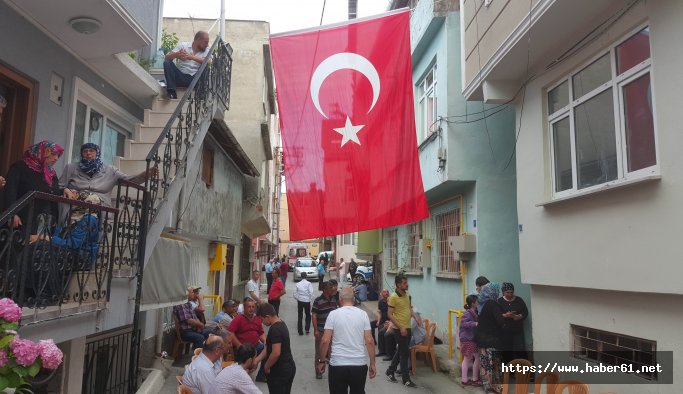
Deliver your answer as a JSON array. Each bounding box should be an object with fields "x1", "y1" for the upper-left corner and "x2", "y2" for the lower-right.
[{"x1": 309, "y1": 52, "x2": 381, "y2": 119}]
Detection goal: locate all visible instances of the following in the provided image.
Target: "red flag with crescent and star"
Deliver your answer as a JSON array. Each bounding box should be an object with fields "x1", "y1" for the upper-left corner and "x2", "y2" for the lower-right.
[{"x1": 270, "y1": 9, "x2": 429, "y2": 240}]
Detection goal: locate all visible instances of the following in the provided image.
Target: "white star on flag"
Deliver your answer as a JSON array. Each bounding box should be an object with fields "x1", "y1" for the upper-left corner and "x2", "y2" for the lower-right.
[{"x1": 333, "y1": 116, "x2": 365, "y2": 147}]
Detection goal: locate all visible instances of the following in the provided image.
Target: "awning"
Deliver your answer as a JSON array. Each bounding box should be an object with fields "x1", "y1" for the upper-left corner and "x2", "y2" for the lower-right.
[{"x1": 140, "y1": 236, "x2": 191, "y2": 311}]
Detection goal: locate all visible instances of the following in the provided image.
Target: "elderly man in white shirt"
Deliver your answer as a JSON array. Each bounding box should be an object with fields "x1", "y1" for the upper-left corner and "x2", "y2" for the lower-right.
[
  {"x1": 209, "y1": 343, "x2": 262, "y2": 394},
  {"x1": 293, "y1": 272, "x2": 315, "y2": 335},
  {"x1": 182, "y1": 335, "x2": 224, "y2": 394}
]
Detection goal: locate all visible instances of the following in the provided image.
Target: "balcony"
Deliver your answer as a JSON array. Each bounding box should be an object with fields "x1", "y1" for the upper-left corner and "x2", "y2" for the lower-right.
[{"x1": 0, "y1": 182, "x2": 147, "y2": 325}]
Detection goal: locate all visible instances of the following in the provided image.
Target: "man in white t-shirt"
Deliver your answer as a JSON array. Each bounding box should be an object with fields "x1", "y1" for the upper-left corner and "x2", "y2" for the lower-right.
[
  {"x1": 163, "y1": 31, "x2": 210, "y2": 99},
  {"x1": 245, "y1": 270, "x2": 261, "y2": 304},
  {"x1": 317, "y1": 287, "x2": 376, "y2": 393}
]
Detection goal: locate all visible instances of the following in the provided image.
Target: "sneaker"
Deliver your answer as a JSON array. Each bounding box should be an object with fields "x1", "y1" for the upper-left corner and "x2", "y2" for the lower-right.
[
  {"x1": 316, "y1": 373, "x2": 323, "y2": 379},
  {"x1": 385, "y1": 371, "x2": 397, "y2": 383},
  {"x1": 382, "y1": 356, "x2": 393, "y2": 361},
  {"x1": 375, "y1": 353, "x2": 386, "y2": 357},
  {"x1": 470, "y1": 380, "x2": 482, "y2": 387},
  {"x1": 403, "y1": 380, "x2": 417, "y2": 388}
]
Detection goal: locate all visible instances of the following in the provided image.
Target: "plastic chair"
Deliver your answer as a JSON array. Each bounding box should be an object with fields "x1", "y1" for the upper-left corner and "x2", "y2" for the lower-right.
[
  {"x1": 177, "y1": 384, "x2": 193, "y2": 394},
  {"x1": 175, "y1": 375, "x2": 183, "y2": 385},
  {"x1": 222, "y1": 360, "x2": 235, "y2": 368},
  {"x1": 555, "y1": 381, "x2": 590, "y2": 394},
  {"x1": 410, "y1": 321, "x2": 438, "y2": 375},
  {"x1": 502, "y1": 358, "x2": 532, "y2": 394},
  {"x1": 192, "y1": 347, "x2": 202, "y2": 361},
  {"x1": 533, "y1": 371, "x2": 560, "y2": 394}
]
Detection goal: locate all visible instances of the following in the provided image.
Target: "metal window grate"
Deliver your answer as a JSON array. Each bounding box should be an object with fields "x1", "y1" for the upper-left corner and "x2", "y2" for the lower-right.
[
  {"x1": 435, "y1": 209, "x2": 461, "y2": 274},
  {"x1": 571, "y1": 324, "x2": 658, "y2": 380},
  {"x1": 388, "y1": 229, "x2": 398, "y2": 270},
  {"x1": 407, "y1": 222, "x2": 422, "y2": 271},
  {"x1": 82, "y1": 326, "x2": 134, "y2": 394}
]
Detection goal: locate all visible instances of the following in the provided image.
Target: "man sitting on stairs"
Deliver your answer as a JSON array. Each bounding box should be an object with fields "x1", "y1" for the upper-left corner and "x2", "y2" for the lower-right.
[{"x1": 163, "y1": 31, "x2": 210, "y2": 99}]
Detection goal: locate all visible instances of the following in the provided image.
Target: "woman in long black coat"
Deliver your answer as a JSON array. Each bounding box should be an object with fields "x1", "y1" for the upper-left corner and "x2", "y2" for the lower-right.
[{"x1": 475, "y1": 283, "x2": 506, "y2": 394}]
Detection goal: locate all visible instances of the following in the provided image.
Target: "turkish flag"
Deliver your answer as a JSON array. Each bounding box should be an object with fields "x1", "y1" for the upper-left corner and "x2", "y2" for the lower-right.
[{"x1": 270, "y1": 10, "x2": 429, "y2": 240}]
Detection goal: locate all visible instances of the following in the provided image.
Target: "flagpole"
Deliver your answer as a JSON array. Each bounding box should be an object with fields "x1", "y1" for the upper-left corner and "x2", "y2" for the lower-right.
[{"x1": 220, "y1": 0, "x2": 225, "y2": 40}]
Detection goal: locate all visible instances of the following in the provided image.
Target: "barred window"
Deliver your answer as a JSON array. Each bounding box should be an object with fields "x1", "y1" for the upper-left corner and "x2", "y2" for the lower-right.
[
  {"x1": 435, "y1": 209, "x2": 461, "y2": 274},
  {"x1": 239, "y1": 235, "x2": 251, "y2": 282},
  {"x1": 407, "y1": 221, "x2": 422, "y2": 271},
  {"x1": 387, "y1": 229, "x2": 398, "y2": 270},
  {"x1": 572, "y1": 325, "x2": 658, "y2": 380}
]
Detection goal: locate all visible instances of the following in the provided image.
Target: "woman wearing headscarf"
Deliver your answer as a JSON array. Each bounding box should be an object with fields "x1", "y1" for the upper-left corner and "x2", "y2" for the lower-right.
[
  {"x1": 3, "y1": 141, "x2": 66, "y2": 232},
  {"x1": 475, "y1": 282, "x2": 506, "y2": 394},
  {"x1": 60, "y1": 143, "x2": 154, "y2": 207},
  {"x1": 498, "y1": 282, "x2": 528, "y2": 363}
]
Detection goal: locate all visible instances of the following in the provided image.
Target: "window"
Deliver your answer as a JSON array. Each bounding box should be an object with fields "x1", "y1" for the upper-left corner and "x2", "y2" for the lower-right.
[
  {"x1": 571, "y1": 325, "x2": 658, "y2": 380},
  {"x1": 201, "y1": 146, "x2": 214, "y2": 186},
  {"x1": 548, "y1": 27, "x2": 656, "y2": 198},
  {"x1": 387, "y1": 229, "x2": 398, "y2": 270},
  {"x1": 435, "y1": 209, "x2": 461, "y2": 274},
  {"x1": 342, "y1": 233, "x2": 356, "y2": 246},
  {"x1": 407, "y1": 221, "x2": 422, "y2": 271},
  {"x1": 417, "y1": 64, "x2": 437, "y2": 141},
  {"x1": 70, "y1": 79, "x2": 137, "y2": 166},
  {"x1": 72, "y1": 100, "x2": 132, "y2": 165}
]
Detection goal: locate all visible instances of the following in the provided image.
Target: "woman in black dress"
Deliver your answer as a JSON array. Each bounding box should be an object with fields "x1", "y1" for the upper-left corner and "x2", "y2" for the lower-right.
[
  {"x1": 498, "y1": 282, "x2": 529, "y2": 363},
  {"x1": 3, "y1": 140, "x2": 66, "y2": 233},
  {"x1": 475, "y1": 282, "x2": 505, "y2": 394}
]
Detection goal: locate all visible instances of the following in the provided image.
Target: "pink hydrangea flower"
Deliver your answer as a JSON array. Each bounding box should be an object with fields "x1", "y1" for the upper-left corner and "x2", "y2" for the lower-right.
[
  {"x1": 0, "y1": 349, "x2": 8, "y2": 368},
  {"x1": 0, "y1": 298, "x2": 22, "y2": 323},
  {"x1": 9, "y1": 337, "x2": 39, "y2": 367},
  {"x1": 37, "y1": 340, "x2": 63, "y2": 369}
]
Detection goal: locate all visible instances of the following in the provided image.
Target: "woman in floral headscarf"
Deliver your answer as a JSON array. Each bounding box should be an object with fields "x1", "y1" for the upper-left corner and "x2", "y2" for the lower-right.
[
  {"x1": 475, "y1": 282, "x2": 506, "y2": 394},
  {"x1": 3, "y1": 141, "x2": 66, "y2": 232},
  {"x1": 60, "y1": 143, "x2": 154, "y2": 207}
]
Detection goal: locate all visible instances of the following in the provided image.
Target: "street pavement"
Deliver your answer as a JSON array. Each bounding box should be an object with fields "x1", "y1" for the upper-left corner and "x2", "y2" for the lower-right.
[{"x1": 160, "y1": 274, "x2": 471, "y2": 393}]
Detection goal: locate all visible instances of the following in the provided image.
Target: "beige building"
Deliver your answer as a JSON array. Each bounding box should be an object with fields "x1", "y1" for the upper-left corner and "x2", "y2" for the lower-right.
[{"x1": 462, "y1": 0, "x2": 681, "y2": 392}]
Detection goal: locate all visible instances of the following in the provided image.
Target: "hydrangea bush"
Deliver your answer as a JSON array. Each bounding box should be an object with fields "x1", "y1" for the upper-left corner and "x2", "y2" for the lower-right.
[{"x1": 0, "y1": 298, "x2": 63, "y2": 392}]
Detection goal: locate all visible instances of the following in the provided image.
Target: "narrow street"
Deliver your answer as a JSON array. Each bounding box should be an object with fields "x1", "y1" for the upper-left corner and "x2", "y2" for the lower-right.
[{"x1": 161, "y1": 276, "x2": 469, "y2": 393}]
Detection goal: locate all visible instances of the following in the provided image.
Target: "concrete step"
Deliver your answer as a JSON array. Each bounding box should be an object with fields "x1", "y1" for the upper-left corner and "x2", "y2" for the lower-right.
[
  {"x1": 116, "y1": 158, "x2": 148, "y2": 175},
  {"x1": 124, "y1": 140, "x2": 170, "y2": 160},
  {"x1": 134, "y1": 124, "x2": 166, "y2": 144},
  {"x1": 151, "y1": 98, "x2": 183, "y2": 114},
  {"x1": 143, "y1": 111, "x2": 178, "y2": 128}
]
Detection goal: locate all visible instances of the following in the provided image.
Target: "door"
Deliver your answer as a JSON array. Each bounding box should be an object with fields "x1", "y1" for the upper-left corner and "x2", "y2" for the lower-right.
[{"x1": 0, "y1": 63, "x2": 35, "y2": 181}]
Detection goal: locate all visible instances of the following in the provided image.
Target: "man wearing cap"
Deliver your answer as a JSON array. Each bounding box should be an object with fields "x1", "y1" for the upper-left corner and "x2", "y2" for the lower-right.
[{"x1": 174, "y1": 286, "x2": 212, "y2": 350}]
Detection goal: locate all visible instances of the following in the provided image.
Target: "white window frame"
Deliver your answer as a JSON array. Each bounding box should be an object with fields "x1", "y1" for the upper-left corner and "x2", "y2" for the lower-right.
[
  {"x1": 547, "y1": 24, "x2": 659, "y2": 200},
  {"x1": 416, "y1": 63, "x2": 437, "y2": 142},
  {"x1": 68, "y1": 78, "x2": 137, "y2": 164}
]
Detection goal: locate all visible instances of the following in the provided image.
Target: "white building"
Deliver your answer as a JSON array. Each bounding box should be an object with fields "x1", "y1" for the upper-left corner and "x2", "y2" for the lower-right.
[{"x1": 461, "y1": 0, "x2": 681, "y2": 392}]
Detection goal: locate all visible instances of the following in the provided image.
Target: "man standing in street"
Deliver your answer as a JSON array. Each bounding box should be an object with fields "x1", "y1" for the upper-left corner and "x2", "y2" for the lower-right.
[
  {"x1": 163, "y1": 31, "x2": 210, "y2": 99},
  {"x1": 246, "y1": 270, "x2": 262, "y2": 305},
  {"x1": 311, "y1": 281, "x2": 338, "y2": 379},
  {"x1": 259, "y1": 303, "x2": 296, "y2": 394},
  {"x1": 293, "y1": 272, "x2": 314, "y2": 335},
  {"x1": 268, "y1": 267, "x2": 286, "y2": 315},
  {"x1": 317, "y1": 287, "x2": 376, "y2": 394},
  {"x1": 265, "y1": 259, "x2": 274, "y2": 294},
  {"x1": 316, "y1": 258, "x2": 326, "y2": 290},
  {"x1": 385, "y1": 275, "x2": 418, "y2": 388}
]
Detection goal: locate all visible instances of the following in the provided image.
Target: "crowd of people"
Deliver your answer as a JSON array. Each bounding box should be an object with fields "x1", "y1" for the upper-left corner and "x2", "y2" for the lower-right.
[{"x1": 173, "y1": 254, "x2": 438, "y2": 394}]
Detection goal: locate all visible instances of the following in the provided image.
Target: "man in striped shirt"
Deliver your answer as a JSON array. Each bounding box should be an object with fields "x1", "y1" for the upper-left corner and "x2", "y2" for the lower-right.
[{"x1": 311, "y1": 281, "x2": 338, "y2": 379}]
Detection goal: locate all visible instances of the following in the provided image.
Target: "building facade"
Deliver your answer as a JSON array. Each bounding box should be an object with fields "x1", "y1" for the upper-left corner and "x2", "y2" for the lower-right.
[
  {"x1": 462, "y1": 0, "x2": 682, "y2": 392},
  {"x1": 381, "y1": 0, "x2": 524, "y2": 344}
]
